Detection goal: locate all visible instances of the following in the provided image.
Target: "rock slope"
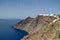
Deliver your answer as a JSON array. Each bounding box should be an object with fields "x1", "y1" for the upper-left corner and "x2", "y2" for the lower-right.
[{"x1": 14, "y1": 14, "x2": 60, "y2": 40}]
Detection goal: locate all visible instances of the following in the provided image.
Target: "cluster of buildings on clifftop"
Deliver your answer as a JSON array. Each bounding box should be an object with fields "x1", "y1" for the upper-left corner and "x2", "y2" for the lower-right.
[
  {"x1": 39, "y1": 14, "x2": 59, "y2": 24},
  {"x1": 39, "y1": 14, "x2": 58, "y2": 18}
]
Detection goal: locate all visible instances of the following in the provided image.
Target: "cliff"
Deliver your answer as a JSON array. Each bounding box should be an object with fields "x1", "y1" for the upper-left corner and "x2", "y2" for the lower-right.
[{"x1": 14, "y1": 14, "x2": 60, "y2": 40}]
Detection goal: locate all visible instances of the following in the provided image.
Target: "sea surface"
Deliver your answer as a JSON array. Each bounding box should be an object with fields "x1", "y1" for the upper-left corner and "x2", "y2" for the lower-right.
[{"x1": 0, "y1": 19, "x2": 28, "y2": 40}]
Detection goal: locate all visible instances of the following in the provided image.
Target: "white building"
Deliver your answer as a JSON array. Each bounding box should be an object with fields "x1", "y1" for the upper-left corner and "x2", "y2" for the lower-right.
[
  {"x1": 39, "y1": 14, "x2": 58, "y2": 18},
  {"x1": 49, "y1": 14, "x2": 54, "y2": 16},
  {"x1": 39, "y1": 14, "x2": 49, "y2": 16}
]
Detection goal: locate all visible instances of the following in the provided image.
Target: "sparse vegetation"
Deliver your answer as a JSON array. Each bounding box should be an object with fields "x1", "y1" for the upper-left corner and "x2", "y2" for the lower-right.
[
  {"x1": 14, "y1": 14, "x2": 60, "y2": 40},
  {"x1": 53, "y1": 31, "x2": 60, "y2": 40},
  {"x1": 55, "y1": 20, "x2": 60, "y2": 27}
]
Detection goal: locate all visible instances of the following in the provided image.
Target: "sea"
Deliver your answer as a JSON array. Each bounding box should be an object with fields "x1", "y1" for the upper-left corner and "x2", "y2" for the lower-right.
[{"x1": 0, "y1": 19, "x2": 28, "y2": 40}]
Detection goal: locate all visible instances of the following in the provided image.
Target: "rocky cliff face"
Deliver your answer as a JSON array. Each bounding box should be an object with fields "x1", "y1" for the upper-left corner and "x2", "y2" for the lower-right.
[{"x1": 14, "y1": 15, "x2": 60, "y2": 40}]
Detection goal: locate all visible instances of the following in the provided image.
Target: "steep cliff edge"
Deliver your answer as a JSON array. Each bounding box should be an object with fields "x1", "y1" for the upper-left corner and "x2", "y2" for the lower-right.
[{"x1": 14, "y1": 14, "x2": 60, "y2": 40}]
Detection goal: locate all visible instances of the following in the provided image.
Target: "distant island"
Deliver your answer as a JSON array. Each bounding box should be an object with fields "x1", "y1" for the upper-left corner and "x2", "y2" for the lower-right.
[{"x1": 14, "y1": 14, "x2": 60, "y2": 40}]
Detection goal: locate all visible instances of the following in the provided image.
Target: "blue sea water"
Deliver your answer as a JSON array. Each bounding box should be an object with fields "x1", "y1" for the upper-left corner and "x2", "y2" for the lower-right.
[{"x1": 0, "y1": 19, "x2": 28, "y2": 40}]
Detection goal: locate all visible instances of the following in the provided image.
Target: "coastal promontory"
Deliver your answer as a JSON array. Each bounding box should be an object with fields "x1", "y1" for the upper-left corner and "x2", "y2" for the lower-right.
[{"x1": 14, "y1": 14, "x2": 60, "y2": 40}]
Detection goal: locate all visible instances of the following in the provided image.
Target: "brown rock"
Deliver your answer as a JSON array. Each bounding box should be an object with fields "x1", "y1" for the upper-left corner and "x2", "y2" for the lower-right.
[{"x1": 14, "y1": 15, "x2": 60, "y2": 40}]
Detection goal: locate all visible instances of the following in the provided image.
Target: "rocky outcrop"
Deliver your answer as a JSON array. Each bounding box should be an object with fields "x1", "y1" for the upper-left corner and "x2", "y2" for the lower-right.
[{"x1": 14, "y1": 14, "x2": 60, "y2": 40}]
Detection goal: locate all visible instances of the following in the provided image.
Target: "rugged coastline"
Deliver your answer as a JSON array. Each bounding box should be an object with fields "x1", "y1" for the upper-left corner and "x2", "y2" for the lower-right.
[{"x1": 14, "y1": 14, "x2": 60, "y2": 40}]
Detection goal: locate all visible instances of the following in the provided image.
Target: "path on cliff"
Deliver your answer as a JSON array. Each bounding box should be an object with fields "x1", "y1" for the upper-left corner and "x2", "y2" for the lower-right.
[{"x1": 32, "y1": 17, "x2": 59, "y2": 36}]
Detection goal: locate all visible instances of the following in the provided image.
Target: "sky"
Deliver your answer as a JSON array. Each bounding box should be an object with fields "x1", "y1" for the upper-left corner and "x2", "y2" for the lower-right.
[{"x1": 0, "y1": 0, "x2": 60, "y2": 19}]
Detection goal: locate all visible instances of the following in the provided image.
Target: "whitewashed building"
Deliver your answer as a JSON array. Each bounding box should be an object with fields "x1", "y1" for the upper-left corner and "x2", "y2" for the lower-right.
[
  {"x1": 39, "y1": 14, "x2": 49, "y2": 16},
  {"x1": 39, "y1": 14, "x2": 58, "y2": 18}
]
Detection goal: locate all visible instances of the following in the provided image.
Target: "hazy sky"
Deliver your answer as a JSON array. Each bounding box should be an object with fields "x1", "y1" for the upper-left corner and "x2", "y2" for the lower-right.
[{"x1": 0, "y1": 0, "x2": 60, "y2": 19}]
